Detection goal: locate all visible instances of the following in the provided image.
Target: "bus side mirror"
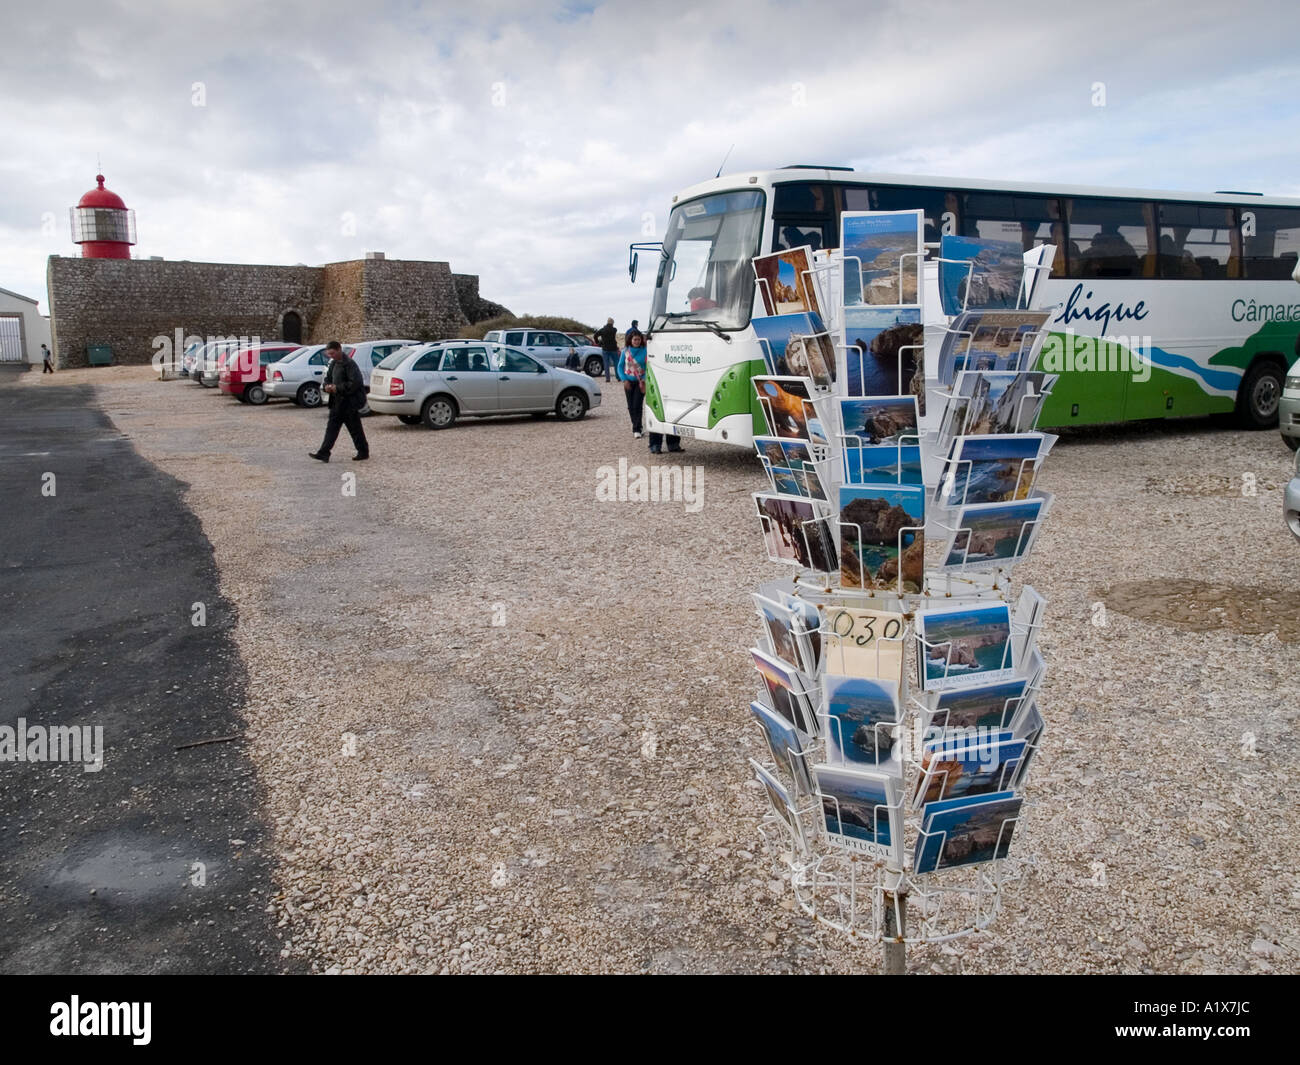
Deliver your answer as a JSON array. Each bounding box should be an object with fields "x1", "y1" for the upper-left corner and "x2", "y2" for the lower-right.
[{"x1": 629, "y1": 251, "x2": 638, "y2": 284}]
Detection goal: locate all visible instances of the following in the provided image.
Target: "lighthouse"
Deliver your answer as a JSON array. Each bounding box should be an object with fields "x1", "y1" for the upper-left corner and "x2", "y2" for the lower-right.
[{"x1": 70, "y1": 173, "x2": 136, "y2": 259}]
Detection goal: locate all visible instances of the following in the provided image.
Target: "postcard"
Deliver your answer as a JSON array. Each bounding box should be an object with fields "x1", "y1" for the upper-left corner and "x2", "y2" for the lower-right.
[
  {"x1": 753, "y1": 311, "x2": 836, "y2": 390},
  {"x1": 914, "y1": 792, "x2": 1023, "y2": 874},
  {"x1": 755, "y1": 436, "x2": 829, "y2": 502},
  {"x1": 914, "y1": 601, "x2": 1015, "y2": 691},
  {"x1": 821, "y1": 673, "x2": 901, "y2": 767},
  {"x1": 753, "y1": 375, "x2": 826, "y2": 442},
  {"x1": 751, "y1": 759, "x2": 809, "y2": 855},
  {"x1": 1009, "y1": 701, "x2": 1044, "y2": 788},
  {"x1": 820, "y1": 605, "x2": 905, "y2": 688},
  {"x1": 938, "y1": 371, "x2": 1053, "y2": 449},
  {"x1": 912, "y1": 732, "x2": 1027, "y2": 806},
  {"x1": 748, "y1": 701, "x2": 815, "y2": 797},
  {"x1": 783, "y1": 591, "x2": 823, "y2": 675},
  {"x1": 841, "y1": 210, "x2": 923, "y2": 306},
  {"x1": 1011, "y1": 585, "x2": 1047, "y2": 664},
  {"x1": 936, "y1": 309, "x2": 1051, "y2": 386},
  {"x1": 940, "y1": 494, "x2": 1049, "y2": 570},
  {"x1": 753, "y1": 592, "x2": 802, "y2": 668},
  {"x1": 753, "y1": 245, "x2": 822, "y2": 319},
  {"x1": 934, "y1": 433, "x2": 1044, "y2": 509},
  {"x1": 921, "y1": 677, "x2": 1030, "y2": 732},
  {"x1": 839, "y1": 396, "x2": 919, "y2": 447},
  {"x1": 1021, "y1": 244, "x2": 1056, "y2": 309},
  {"x1": 842, "y1": 306, "x2": 925, "y2": 412},
  {"x1": 751, "y1": 646, "x2": 817, "y2": 735},
  {"x1": 815, "y1": 763, "x2": 902, "y2": 863},
  {"x1": 838, "y1": 484, "x2": 925, "y2": 592},
  {"x1": 755, "y1": 493, "x2": 837, "y2": 573},
  {"x1": 938, "y1": 235, "x2": 1026, "y2": 316},
  {"x1": 844, "y1": 444, "x2": 923, "y2": 486}
]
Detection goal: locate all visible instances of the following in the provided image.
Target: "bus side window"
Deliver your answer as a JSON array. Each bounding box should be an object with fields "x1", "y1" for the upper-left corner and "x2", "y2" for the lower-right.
[
  {"x1": 961, "y1": 193, "x2": 1067, "y2": 278},
  {"x1": 1063, "y1": 198, "x2": 1154, "y2": 279},
  {"x1": 1157, "y1": 203, "x2": 1239, "y2": 280},
  {"x1": 772, "y1": 182, "x2": 833, "y2": 252},
  {"x1": 866, "y1": 185, "x2": 956, "y2": 245},
  {"x1": 1242, "y1": 207, "x2": 1300, "y2": 280}
]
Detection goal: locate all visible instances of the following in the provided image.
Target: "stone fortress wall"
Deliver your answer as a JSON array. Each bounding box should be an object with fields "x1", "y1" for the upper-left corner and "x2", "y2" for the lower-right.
[{"x1": 47, "y1": 255, "x2": 512, "y2": 369}]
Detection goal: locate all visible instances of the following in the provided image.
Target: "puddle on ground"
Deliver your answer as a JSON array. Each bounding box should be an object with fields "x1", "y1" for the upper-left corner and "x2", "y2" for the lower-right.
[
  {"x1": 1103, "y1": 580, "x2": 1300, "y2": 642},
  {"x1": 47, "y1": 836, "x2": 202, "y2": 901}
]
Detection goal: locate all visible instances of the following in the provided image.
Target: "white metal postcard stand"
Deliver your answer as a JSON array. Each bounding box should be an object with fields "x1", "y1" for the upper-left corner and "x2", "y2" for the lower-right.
[{"x1": 744, "y1": 235, "x2": 1062, "y2": 972}]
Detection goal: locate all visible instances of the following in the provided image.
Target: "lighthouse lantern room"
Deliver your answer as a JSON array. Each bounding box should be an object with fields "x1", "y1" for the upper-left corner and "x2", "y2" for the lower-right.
[{"x1": 70, "y1": 173, "x2": 136, "y2": 259}]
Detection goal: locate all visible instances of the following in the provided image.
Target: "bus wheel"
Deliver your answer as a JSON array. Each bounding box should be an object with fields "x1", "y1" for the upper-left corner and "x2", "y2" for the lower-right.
[{"x1": 1237, "y1": 359, "x2": 1284, "y2": 429}]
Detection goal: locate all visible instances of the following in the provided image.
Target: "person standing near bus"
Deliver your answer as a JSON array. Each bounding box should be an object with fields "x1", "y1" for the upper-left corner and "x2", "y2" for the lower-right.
[
  {"x1": 594, "y1": 317, "x2": 619, "y2": 382},
  {"x1": 620, "y1": 331, "x2": 647, "y2": 439}
]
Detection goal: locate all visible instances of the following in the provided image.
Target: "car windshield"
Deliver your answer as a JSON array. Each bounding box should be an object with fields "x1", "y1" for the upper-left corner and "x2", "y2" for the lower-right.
[{"x1": 649, "y1": 188, "x2": 766, "y2": 333}]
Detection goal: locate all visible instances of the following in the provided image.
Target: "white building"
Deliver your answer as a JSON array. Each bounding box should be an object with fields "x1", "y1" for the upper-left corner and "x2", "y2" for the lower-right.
[{"x1": 0, "y1": 287, "x2": 52, "y2": 366}]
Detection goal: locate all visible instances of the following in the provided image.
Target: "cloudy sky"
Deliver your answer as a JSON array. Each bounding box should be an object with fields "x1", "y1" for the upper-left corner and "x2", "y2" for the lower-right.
[{"x1": 3, "y1": 0, "x2": 1299, "y2": 325}]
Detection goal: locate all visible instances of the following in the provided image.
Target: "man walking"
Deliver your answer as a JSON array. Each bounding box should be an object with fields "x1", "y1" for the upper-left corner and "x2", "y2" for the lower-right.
[
  {"x1": 309, "y1": 341, "x2": 369, "y2": 462},
  {"x1": 40, "y1": 344, "x2": 54, "y2": 373},
  {"x1": 594, "y1": 317, "x2": 619, "y2": 382}
]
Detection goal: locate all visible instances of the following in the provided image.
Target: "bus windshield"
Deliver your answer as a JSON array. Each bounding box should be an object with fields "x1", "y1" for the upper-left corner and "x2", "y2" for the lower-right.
[{"x1": 650, "y1": 189, "x2": 766, "y2": 332}]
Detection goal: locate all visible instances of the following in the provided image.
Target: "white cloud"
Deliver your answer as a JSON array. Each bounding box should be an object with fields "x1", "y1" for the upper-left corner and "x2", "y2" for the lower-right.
[{"x1": 2, "y1": 0, "x2": 1298, "y2": 325}]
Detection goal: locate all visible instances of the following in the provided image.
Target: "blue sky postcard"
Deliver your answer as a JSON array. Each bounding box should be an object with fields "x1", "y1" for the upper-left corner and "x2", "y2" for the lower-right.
[
  {"x1": 838, "y1": 483, "x2": 925, "y2": 593},
  {"x1": 748, "y1": 701, "x2": 815, "y2": 797},
  {"x1": 815, "y1": 764, "x2": 902, "y2": 863},
  {"x1": 914, "y1": 793, "x2": 1023, "y2": 874},
  {"x1": 753, "y1": 245, "x2": 822, "y2": 319},
  {"x1": 820, "y1": 673, "x2": 901, "y2": 767},
  {"x1": 841, "y1": 210, "x2": 923, "y2": 306},
  {"x1": 935, "y1": 433, "x2": 1044, "y2": 509},
  {"x1": 752, "y1": 311, "x2": 835, "y2": 389},
  {"x1": 940, "y1": 495, "x2": 1047, "y2": 570}
]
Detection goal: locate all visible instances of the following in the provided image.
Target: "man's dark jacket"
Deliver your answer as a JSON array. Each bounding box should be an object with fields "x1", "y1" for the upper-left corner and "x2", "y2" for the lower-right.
[
  {"x1": 594, "y1": 324, "x2": 619, "y2": 352},
  {"x1": 325, "y1": 356, "x2": 365, "y2": 411}
]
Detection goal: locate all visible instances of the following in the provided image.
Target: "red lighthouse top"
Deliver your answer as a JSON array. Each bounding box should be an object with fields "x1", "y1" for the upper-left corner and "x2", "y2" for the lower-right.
[
  {"x1": 78, "y1": 174, "x2": 128, "y2": 211},
  {"x1": 70, "y1": 172, "x2": 136, "y2": 259}
]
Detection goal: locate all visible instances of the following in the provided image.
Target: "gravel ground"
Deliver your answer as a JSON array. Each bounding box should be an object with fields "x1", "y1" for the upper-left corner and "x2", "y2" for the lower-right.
[{"x1": 21, "y1": 366, "x2": 1300, "y2": 974}]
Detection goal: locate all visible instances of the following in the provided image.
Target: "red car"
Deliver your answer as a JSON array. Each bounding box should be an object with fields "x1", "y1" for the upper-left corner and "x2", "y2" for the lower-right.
[{"x1": 219, "y1": 343, "x2": 303, "y2": 404}]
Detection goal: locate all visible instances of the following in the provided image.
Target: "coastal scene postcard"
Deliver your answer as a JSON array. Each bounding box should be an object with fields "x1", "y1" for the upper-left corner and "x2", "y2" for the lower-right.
[
  {"x1": 915, "y1": 601, "x2": 1015, "y2": 691},
  {"x1": 938, "y1": 234, "x2": 1026, "y2": 316},
  {"x1": 921, "y1": 677, "x2": 1030, "y2": 732},
  {"x1": 913, "y1": 792, "x2": 1023, "y2": 874},
  {"x1": 841, "y1": 210, "x2": 923, "y2": 306},
  {"x1": 838, "y1": 484, "x2": 925, "y2": 593},
  {"x1": 753, "y1": 245, "x2": 822, "y2": 318},
  {"x1": 842, "y1": 305, "x2": 924, "y2": 410},
  {"x1": 752, "y1": 311, "x2": 836, "y2": 389},
  {"x1": 820, "y1": 673, "x2": 901, "y2": 767},
  {"x1": 935, "y1": 433, "x2": 1044, "y2": 508},
  {"x1": 754, "y1": 375, "x2": 825, "y2": 442},
  {"x1": 939, "y1": 371, "x2": 1051, "y2": 449},
  {"x1": 937, "y1": 309, "x2": 1050, "y2": 385},
  {"x1": 816, "y1": 764, "x2": 902, "y2": 863},
  {"x1": 940, "y1": 495, "x2": 1048, "y2": 570}
]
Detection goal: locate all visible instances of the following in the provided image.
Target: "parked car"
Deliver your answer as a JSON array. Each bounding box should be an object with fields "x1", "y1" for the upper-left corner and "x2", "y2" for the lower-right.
[
  {"x1": 219, "y1": 343, "x2": 302, "y2": 403},
  {"x1": 1281, "y1": 357, "x2": 1300, "y2": 451},
  {"x1": 368, "y1": 340, "x2": 601, "y2": 429},
  {"x1": 483, "y1": 328, "x2": 605, "y2": 377},
  {"x1": 1287, "y1": 449, "x2": 1300, "y2": 540},
  {"x1": 264, "y1": 344, "x2": 330, "y2": 406},
  {"x1": 344, "y1": 339, "x2": 418, "y2": 389},
  {"x1": 198, "y1": 339, "x2": 246, "y2": 387}
]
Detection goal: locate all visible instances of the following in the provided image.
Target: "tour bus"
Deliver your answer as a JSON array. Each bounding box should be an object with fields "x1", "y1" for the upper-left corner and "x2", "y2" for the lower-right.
[{"x1": 629, "y1": 166, "x2": 1300, "y2": 448}]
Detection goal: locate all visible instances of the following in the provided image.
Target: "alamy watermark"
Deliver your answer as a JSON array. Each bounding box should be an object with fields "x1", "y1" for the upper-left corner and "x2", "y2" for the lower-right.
[
  {"x1": 1, "y1": 718, "x2": 104, "y2": 772},
  {"x1": 1038, "y1": 328, "x2": 1151, "y2": 383},
  {"x1": 596, "y1": 457, "x2": 704, "y2": 513},
  {"x1": 150, "y1": 329, "x2": 263, "y2": 374}
]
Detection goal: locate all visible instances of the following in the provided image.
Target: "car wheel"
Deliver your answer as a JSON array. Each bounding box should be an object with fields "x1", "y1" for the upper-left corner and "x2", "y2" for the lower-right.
[
  {"x1": 298, "y1": 382, "x2": 323, "y2": 408},
  {"x1": 245, "y1": 383, "x2": 268, "y2": 405},
  {"x1": 1236, "y1": 359, "x2": 1284, "y2": 429},
  {"x1": 422, "y1": 395, "x2": 457, "y2": 429},
  {"x1": 584, "y1": 355, "x2": 604, "y2": 377},
  {"x1": 398, "y1": 414, "x2": 422, "y2": 425},
  {"x1": 556, "y1": 389, "x2": 589, "y2": 421},
  {"x1": 1284, "y1": 435, "x2": 1300, "y2": 452}
]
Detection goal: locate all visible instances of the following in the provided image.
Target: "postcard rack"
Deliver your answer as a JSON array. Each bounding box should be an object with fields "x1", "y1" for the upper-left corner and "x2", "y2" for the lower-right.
[{"x1": 743, "y1": 228, "x2": 1063, "y2": 971}]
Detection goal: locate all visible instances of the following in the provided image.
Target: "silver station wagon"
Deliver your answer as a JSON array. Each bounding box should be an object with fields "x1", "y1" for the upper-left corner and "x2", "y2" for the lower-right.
[{"x1": 368, "y1": 340, "x2": 602, "y2": 429}]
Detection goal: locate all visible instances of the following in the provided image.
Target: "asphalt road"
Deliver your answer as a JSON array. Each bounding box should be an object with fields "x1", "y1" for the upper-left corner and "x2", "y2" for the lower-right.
[{"x1": 0, "y1": 369, "x2": 295, "y2": 973}]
